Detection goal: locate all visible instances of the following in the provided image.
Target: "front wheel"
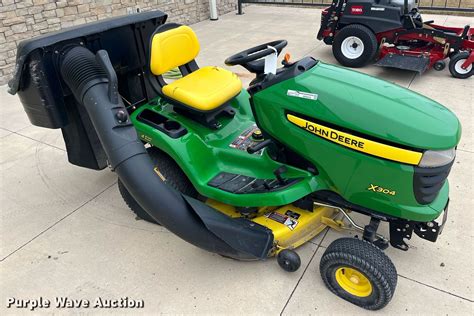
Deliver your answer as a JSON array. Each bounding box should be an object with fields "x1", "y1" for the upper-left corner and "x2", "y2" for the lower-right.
[
  {"x1": 332, "y1": 25, "x2": 378, "y2": 68},
  {"x1": 449, "y1": 51, "x2": 473, "y2": 79},
  {"x1": 320, "y1": 238, "x2": 397, "y2": 310}
]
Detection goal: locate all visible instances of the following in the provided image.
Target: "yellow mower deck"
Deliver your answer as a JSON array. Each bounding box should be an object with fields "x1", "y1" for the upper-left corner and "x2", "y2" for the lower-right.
[{"x1": 206, "y1": 200, "x2": 338, "y2": 254}]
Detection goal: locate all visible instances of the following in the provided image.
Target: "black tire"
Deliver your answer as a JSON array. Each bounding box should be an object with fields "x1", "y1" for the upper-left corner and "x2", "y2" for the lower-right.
[
  {"x1": 323, "y1": 36, "x2": 334, "y2": 45},
  {"x1": 449, "y1": 51, "x2": 473, "y2": 79},
  {"x1": 277, "y1": 249, "x2": 301, "y2": 272},
  {"x1": 433, "y1": 60, "x2": 446, "y2": 71},
  {"x1": 118, "y1": 147, "x2": 198, "y2": 224},
  {"x1": 320, "y1": 238, "x2": 397, "y2": 310},
  {"x1": 332, "y1": 24, "x2": 378, "y2": 68}
]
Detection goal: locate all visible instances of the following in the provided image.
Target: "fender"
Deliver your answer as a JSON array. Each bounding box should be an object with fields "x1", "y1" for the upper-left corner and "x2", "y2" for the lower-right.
[{"x1": 339, "y1": 2, "x2": 402, "y2": 33}]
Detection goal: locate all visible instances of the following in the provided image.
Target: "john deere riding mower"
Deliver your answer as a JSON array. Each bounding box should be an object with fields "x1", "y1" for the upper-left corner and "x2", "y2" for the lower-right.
[{"x1": 9, "y1": 11, "x2": 460, "y2": 310}]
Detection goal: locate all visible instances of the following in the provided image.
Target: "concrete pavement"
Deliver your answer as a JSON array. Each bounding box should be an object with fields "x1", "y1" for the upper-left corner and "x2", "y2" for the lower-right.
[{"x1": 1, "y1": 5, "x2": 473, "y2": 315}]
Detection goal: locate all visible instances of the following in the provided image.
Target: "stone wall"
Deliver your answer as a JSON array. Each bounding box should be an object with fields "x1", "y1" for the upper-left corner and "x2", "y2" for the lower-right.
[{"x1": 0, "y1": 0, "x2": 238, "y2": 85}]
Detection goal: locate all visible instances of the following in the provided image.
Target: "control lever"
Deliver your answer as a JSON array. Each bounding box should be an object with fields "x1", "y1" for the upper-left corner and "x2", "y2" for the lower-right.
[
  {"x1": 95, "y1": 50, "x2": 118, "y2": 104},
  {"x1": 461, "y1": 25, "x2": 470, "y2": 39},
  {"x1": 247, "y1": 139, "x2": 272, "y2": 154},
  {"x1": 282, "y1": 53, "x2": 293, "y2": 67},
  {"x1": 273, "y1": 165, "x2": 287, "y2": 185}
]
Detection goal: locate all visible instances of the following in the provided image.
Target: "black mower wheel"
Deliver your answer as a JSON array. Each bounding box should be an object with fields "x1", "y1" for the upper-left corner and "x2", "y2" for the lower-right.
[
  {"x1": 277, "y1": 249, "x2": 301, "y2": 272},
  {"x1": 323, "y1": 36, "x2": 334, "y2": 45},
  {"x1": 433, "y1": 60, "x2": 446, "y2": 71},
  {"x1": 332, "y1": 25, "x2": 378, "y2": 68},
  {"x1": 449, "y1": 51, "x2": 473, "y2": 79},
  {"x1": 118, "y1": 147, "x2": 198, "y2": 225},
  {"x1": 320, "y1": 238, "x2": 397, "y2": 310}
]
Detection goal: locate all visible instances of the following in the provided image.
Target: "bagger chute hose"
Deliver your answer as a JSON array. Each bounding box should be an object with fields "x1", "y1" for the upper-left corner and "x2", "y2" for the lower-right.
[{"x1": 60, "y1": 46, "x2": 108, "y2": 101}]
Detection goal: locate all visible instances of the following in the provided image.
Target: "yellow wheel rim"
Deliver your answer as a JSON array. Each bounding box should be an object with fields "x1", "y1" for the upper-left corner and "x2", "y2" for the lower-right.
[{"x1": 335, "y1": 267, "x2": 373, "y2": 297}]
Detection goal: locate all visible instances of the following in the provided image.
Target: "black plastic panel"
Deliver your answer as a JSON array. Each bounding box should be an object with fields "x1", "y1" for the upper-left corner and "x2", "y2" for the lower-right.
[
  {"x1": 413, "y1": 161, "x2": 453, "y2": 205},
  {"x1": 137, "y1": 109, "x2": 187, "y2": 139},
  {"x1": 9, "y1": 11, "x2": 167, "y2": 170},
  {"x1": 208, "y1": 172, "x2": 301, "y2": 194},
  {"x1": 340, "y1": 0, "x2": 403, "y2": 33},
  {"x1": 248, "y1": 57, "x2": 318, "y2": 95}
]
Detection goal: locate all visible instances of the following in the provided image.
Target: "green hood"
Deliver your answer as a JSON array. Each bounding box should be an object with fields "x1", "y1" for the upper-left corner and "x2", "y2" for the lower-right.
[{"x1": 261, "y1": 62, "x2": 462, "y2": 150}]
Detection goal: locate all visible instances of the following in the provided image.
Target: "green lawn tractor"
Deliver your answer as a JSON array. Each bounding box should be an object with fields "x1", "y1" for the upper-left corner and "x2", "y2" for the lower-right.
[{"x1": 9, "y1": 11, "x2": 461, "y2": 310}]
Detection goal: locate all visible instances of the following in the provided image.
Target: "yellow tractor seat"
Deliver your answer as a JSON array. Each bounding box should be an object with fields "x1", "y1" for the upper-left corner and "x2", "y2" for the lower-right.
[
  {"x1": 150, "y1": 24, "x2": 243, "y2": 126},
  {"x1": 162, "y1": 66, "x2": 242, "y2": 112}
]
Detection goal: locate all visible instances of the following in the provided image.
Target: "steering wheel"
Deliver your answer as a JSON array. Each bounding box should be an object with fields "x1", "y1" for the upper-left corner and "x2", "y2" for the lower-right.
[{"x1": 225, "y1": 40, "x2": 288, "y2": 74}]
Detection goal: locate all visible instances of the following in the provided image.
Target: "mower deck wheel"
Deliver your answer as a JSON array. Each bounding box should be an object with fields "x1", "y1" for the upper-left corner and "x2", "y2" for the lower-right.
[
  {"x1": 449, "y1": 52, "x2": 473, "y2": 79},
  {"x1": 433, "y1": 60, "x2": 446, "y2": 71},
  {"x1": 320, "y1": 238, "x2": 397, "y2": 310},
  {"x1": 323, "y1": 37, "x2": 334, "y2": 45},
  {"x1": 277, "y1": 249, "x2": 301, "y2": 272},
  {"x1": 118, "y1": 147, "x2": 198, "y2": 225},
  {"x1": 332, "y1": 25, "x2": 378, "y2": 68}
]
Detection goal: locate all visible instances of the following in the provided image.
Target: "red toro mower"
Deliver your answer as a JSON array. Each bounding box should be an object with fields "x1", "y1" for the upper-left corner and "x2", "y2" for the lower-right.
[{"x1": 317, "y1": 0, "x2": 474, "y2": 78}]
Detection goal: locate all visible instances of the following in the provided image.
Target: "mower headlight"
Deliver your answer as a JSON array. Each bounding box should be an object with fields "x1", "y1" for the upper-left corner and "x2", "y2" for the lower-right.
[{"x1": 419, "y1": 148, "x2": 456, "y2": 168}]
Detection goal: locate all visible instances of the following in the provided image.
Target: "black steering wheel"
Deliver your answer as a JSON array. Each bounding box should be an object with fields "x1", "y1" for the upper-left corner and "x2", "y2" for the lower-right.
[{"x1": 225, "y1": 40, "x2": 288, "y2": 74}]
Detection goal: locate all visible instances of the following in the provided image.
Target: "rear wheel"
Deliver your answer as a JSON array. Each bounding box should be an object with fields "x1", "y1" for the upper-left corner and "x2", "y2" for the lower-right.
[
  {"x1": 333, "y1": 25, "x2": 378, "y2": 68},
  {"x1": 449, "y1": 52, "x2": 473, "y2": 79},
  {"x1": 320, "y1": 238, "x2": 397, "y2": 310},
  {"x1": 118, "y1": 147, "x2": 198, "y2": 224}
]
